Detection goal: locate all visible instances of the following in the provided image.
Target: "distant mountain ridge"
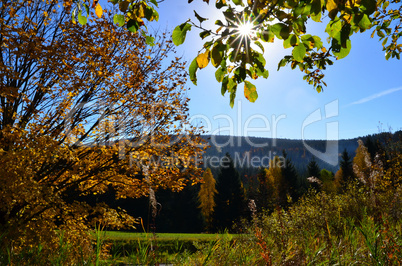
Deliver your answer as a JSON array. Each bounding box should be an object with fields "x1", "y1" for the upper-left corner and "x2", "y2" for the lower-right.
[{"x1": 200, "y1": 130, "x2": 402, "y2": 174}]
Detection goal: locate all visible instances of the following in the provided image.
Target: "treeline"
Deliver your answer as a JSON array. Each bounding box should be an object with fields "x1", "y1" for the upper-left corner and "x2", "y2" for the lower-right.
[
  {"x1": 93, "y1": 130, "x2": 401, "y2": 233},
  {"x1": 202, "y1": 131, "x2": 402, "y2": 174}
]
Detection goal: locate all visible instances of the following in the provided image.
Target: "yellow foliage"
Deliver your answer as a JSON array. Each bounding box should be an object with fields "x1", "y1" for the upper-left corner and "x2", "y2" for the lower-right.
[
  {"x1": 95, "y1": 3, "x2": 103, "y2": 18},
  {"x1": 196, "y1": 50, "x2": 210, "y2": 69},
  {"x1": 198, "y1": 168, "x2": 217, "y2": 230},
  {"x1": 0, "y1": 0, "x2": 205, "y2": 260},
  {"x1": 353, "y1": 140, "x2": 373, "y2": 186}
]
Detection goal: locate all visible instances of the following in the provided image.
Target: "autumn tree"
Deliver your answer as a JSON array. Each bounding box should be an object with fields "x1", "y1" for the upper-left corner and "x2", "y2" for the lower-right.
[
  {"x1": 353, "y1": 140, "x2": 373, "y2": 186},
  {"x1": 0, "y1": 0, "x2": 204, "y2": 260},
  {"x1": 198, "y1": 168, "x2": 218, "y2": 232},
  {"x1": 266, "y1": 156, "x2": 284, "y2": 207}
]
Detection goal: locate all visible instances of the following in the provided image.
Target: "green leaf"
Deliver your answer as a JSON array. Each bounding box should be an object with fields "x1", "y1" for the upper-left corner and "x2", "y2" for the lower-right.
[
  {"x1": 284, "y1": 35, "x2": 298, "y2": 49},
  {"x1": 194, "y1": 10, "x2": 208, "y2": 23},
  {"x1": 234, "y1": 67, "x2": 246, "y2": 83},
  {"x1": 276, "y1": 10, "x2": 288, "y2": 21},
  {"x1": 203, "y1": 41, "x2": 214, "y2": 50},
  {"x1": 361, "y1": 0, "x2": 377, "y2": 15},
  {"x1": 382, "y1": 37, "x2": 388, "y2": 46},
  {"x1": 83, "y1": 3, "x2": 89, "y2": 16},
  {"x1": 271, "y1": 23, "x2": 290, "y2": 40},
  {"x1": 119, "y1": 1, "x2": 129, "y2": 12},
  {"x1": 113, "y1": 14, "x2": 125, "y2": 27},
  {"x1": 215, "y1": 67, "x2": 226, "y2": 82},
  {"x1": 326, "y1": 19, "x2": 342, "y2": 38},
  {"x1": 333, "y1": 38, "x2": 351, "y2": 59},
  {"x1": 211, "y1": 42, "x2": 225, "y2": 67},
  {"x1": 254, "y1": 52, "x2": 266, "y2": 67},
  {"x1": 228, "y1": 77, "x2": 237, "y2": 93},
  {"x1": 249, "y1": 67, "x2": 257, "y2": 79},
  {"x1": 261, "y1": 69, "x2": 269, "y2": 79},
  {"x1": 311, "y1": 0, "x2": 322, "y2": 15},
  {"x1": 189, "y1": 57, "x2": 199, "y2": 85},
  {"x1": 254, "y1": 66, "x2": 269, "y2": 79},
  {"x1": 216, "y1": 0, "x2": 227, "y2": 8},
  {"x1": 215, "y1": 20, "x2": 224, "y2": 26},
  {"x1": 252, "y1": 52, "x2": 266, "y2": 75},
  {"x1": 200, "y1": 30, "x2": 211, "y2": 40},
  {"x1": 301, "y1": 34, "x2": 316, "y2": 49},
  {"x1": 258, "y1": 29, "x2": 275, "y2": 43},
  {"x1": 312, "y1": 36, "x2": 323, "y2": 49},
  {"x1": 244, "y1": 81, "x2": 258, "y2": 102},
  {"x1": 146, "y1": 35, "x2": 155, "y2": 46},
  {"x1": 326, "y1": 0, "x2": 338, "y2": 20},
  {"x1": 292, "y1": 44, "x2": 306, "y2": 62},
  {"x1": 278, "y1": 58, "x2": 288, "y2": 70},
  {"x1": 311, "y1": 11, "x2": 322, "y2": 22},
  {"x1": 172, "y1": 22, "x2": 192, "y2": 46},
  {"x1": 152, "y1": 9, "x2": 159, "y2": 21},
  {"x1": 144, "y1": 6, "x2": 155, "y2": 21},
  {"x1": 254, "y1": 41, "x2": 264, "y2": 53},
  {"x1": 78, "y1": 11, "x2": 87, "y2": 25},
  {"x1": 232, "y1": 0, "x2": 243, "y2": 6},
  {"x1": 358, "y1": 14, "x2": 372, "y2": 30},
  {"x1": 221, "y1": 76, "x2": 228, "y2": 95},
  {"x1": 385, "y1": 51, "x2": 391, "y2": 60},
  {"x1": 302, "y1": 4, "x2": 312, "y2": 16},
  {"x1": 230, "y1": 90, "x2": 236, "y2": 108},
  {"x1": 127, "y1": 19, "x2": 139, "y2": 32},
  {"x1": 149, "y1": 0, "x2": 158, "y2": 6}
]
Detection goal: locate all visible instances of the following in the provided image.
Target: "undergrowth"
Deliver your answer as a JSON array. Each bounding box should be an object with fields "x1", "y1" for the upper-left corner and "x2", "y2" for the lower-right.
[{"x1": 1, "y1": 184, "x2": 401, "y2": 265}]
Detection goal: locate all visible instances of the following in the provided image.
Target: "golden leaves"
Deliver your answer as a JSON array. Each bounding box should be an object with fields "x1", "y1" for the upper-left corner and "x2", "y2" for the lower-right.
[
  {"x1": 1, "y1": 2, "x2": 205, "y2": 258},
  {"x1": 196, "y1": 50, "x2": 210, "y2": 69},
  {"x1": 326, "y1": 0, "x2": 339, "y2": 19},
  {"x1": 95, "y1": 3, "x2": 103, "y2": 18}
]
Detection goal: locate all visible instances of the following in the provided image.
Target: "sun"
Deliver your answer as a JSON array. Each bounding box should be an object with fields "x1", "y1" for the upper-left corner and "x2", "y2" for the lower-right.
[{"x1": 237, "y1": 21, "x2": 255, "y2": 37}]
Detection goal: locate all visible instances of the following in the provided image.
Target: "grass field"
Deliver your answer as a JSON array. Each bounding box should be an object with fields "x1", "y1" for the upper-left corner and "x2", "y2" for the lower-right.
[
  {"x1": 100, "y1": 231, "x2": 242, "y2": 264},
  {"x1": 103, "y1": 231, "x2": 236, "y2": 241}
]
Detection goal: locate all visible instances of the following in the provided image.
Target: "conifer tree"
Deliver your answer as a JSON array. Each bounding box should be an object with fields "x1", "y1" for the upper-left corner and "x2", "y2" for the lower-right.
[
  {"x1": 307, "y1": 157, "x2": 321, "y2": 179},
  {"x1": 340, "y1": 148, "x2": 355, "y2": 187},
  {"x1": 365, "y1": 136, "x2": 378, "y2": 162},
  {"x1": 307, "y1": 157, "x2": 321, "y2": 191},
  {"x1": 281, "y1": 150, "x2": 300, "y2": 203},
  {"x1": 256, "y1": 167, "x2": 275, "y2": 212},
  {"x1": 213, "y1": 153, "x2": 245, "y2": 232}
]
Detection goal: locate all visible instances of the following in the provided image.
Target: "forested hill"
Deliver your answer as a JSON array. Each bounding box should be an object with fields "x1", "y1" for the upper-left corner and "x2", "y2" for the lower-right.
[{"x1": 200, "y1": 130, "x2": 402, "y2": 174}]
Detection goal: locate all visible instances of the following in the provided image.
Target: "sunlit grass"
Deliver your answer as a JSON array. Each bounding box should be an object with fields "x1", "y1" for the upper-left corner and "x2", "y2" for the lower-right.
[{"x1": 103, "y1": 231, "x2": 237, "y2": 241}]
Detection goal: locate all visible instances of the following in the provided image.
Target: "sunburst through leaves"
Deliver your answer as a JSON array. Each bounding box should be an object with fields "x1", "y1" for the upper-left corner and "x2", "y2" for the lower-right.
[{"x1": 236, "y1": 20, "x2": 256, "y2": 38}]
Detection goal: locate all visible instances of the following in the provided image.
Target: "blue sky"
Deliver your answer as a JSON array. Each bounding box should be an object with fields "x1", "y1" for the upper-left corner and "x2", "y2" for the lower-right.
[{"x1": 152, "y1": 1, "x2": 402, "y2": 140}]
